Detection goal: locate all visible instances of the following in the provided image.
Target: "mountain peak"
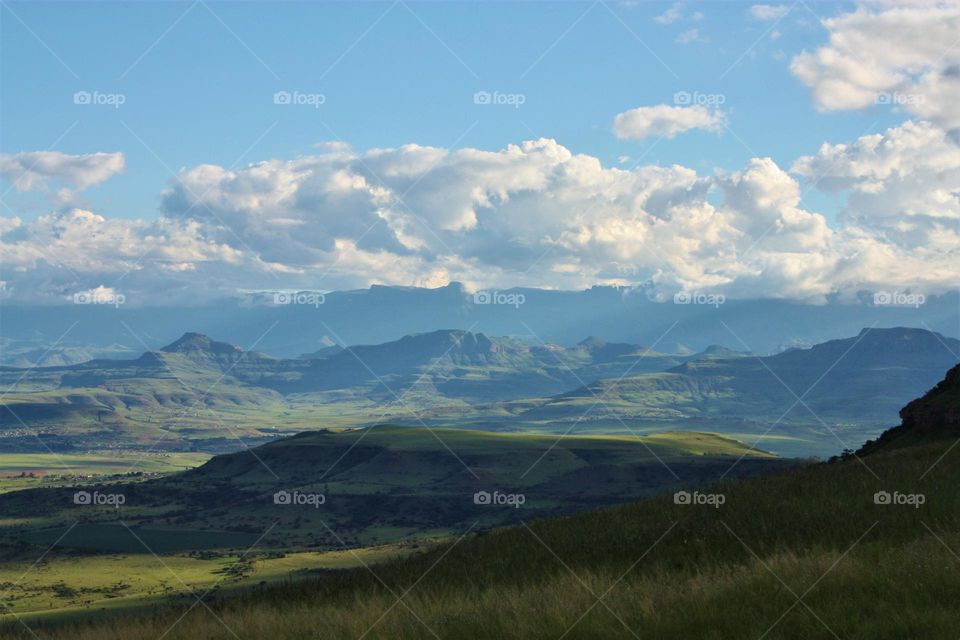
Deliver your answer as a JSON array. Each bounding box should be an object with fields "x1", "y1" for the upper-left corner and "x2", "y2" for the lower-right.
[
  {"x1": 577, "y1": 336, "x2": 607, "y2": 349},
  {"x1": 160, "y1": 333, "x2": 243, "y2": 355},
  {"x1": 702, "y1": 345, "x2": 736, "y2": 355}
]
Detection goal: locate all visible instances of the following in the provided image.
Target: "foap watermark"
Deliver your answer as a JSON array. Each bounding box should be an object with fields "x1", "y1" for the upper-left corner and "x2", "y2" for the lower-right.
[
  {"x1": 473, "y1": 90, "x2": 526, "y2": 108},
  {"x1": 73, "y1": 290, "x2": 125, "y2": 308},
  {"x1": 273, "y1": 489, "x2": 326, "y2": 508},
  {"x1": 272, "y1": 291, "x2": 326, "y2": 308},
  {"x1": 875, "y1": 91, "x2": 925, "y2": 106},
  {"x1": 673, "y1": 291, "x2": 725, "y2": 308},
  {"x1": 473, "y1": 490, "x2": 525, "y2": 509},
  {"x1": 273, "y1": 90, "x2": 326, "y2": 108},
  {"x1": 472, "y1": 290, "x2": 525, "y2": 308},
  {"x1": 874, "y1": 490, "x2": 925, "y2": 509},
  {"x1": 674, "y1": 490, "x2": 725, "y2": 508},
  {"x1": 673, "y1": 90, "x2": 725, "y2": 106},
  {"x1": 73, "y1": 490, "x2": 125, "y2": 507},
  {"x1": 73, "y1": 90, "x2": 126, "y2": 108},
  {"x1": 873, "y1": 291, "x2": 925, "y2": 308}
]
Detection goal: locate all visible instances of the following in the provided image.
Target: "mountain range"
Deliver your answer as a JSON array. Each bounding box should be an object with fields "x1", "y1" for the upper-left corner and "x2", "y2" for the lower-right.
[
  {"x1": 534, "y1": 327, "x2": 960, "y2": 449},
  {"x1": 0, "y1": 326, "x2": 957, "y2": 457}
]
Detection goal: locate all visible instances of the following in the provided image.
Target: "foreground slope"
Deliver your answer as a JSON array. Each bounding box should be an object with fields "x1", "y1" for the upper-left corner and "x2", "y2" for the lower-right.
[{"x1": 9, "y1": 363, "x2": 960, "y2": 638}]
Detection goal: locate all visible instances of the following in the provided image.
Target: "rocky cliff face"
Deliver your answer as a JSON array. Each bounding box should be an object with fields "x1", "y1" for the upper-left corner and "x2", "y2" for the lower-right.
[
  {"x1": 899, "y1": 364, "x2": 960, "y2": 431},
  {"x1": 859, "y1": 363, "x2": 960, "y2": 455}
]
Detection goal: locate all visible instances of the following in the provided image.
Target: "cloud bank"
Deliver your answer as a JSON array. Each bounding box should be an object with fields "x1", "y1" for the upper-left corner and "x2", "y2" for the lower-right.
[{"x1": 1, "y1": 118, "x2": 957, "y2": 305}]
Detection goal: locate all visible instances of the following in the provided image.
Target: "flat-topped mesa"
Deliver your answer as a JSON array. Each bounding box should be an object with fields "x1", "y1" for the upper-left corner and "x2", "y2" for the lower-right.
[
  {"x1": 374, "y1": 329, "x2": 504, "y2": 358},
  {"x1": 854, "y1": 326, "x2": 954, "y2": 351}
]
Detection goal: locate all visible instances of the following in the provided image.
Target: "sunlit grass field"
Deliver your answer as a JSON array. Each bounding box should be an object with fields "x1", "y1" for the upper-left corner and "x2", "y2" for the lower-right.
[
  {"x1": 0, "y1": 452, "x2": 210, "y2": 494},
  {"x1": 0, "y1": 543, "x2": 417, "y2": 623}
]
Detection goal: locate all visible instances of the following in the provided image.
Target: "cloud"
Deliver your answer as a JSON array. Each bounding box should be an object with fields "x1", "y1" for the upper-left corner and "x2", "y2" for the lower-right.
[
  {"x1": 675, "y1": 28, "x2": 707, "y2": 44},
  {"x1": 1, "y1": 120, "x2": 957, "y2": 304},
  {"x1": 155, "y1": 140, "x2": 833, "y2": 299},
  {"x1": 792, "y1": 120, "x2": 960, "y2": 249},
  {"x1": 613, "y1": 104, "x2": 725, "y2": 140},
  {"x1": 654, "y1": 1, "x2": 704, "y2": 26},
  {"x1": 749, "y1": 4, "x2": 790, "y2": 20},
  {"x1": 0, "y1": 151, "x2": 125, "y2": 203},
  {"x1": 787, "y1": 118, "x2": 960, "y2": 297},
  {"x1": 790, "y1": 4, "x2": 960, "y2": 131},
  {"x1": 654, "y1": 1, "x2": 685, "y2": 24},
  {"x1": 0, "y1": 208, "x2": 247, "y2": 304}
]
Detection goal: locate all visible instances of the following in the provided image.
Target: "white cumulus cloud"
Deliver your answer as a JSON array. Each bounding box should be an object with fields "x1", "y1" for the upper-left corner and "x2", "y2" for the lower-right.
[
  {"x1": 0, "y1": 151, "x2": 125, "y2": 203},
  {"x1": 790, "y1": 3, "x2": 960, "y2": 131},
  {"x1": 792, "y1": 120, "x2": 960, "y2": 249},
  {"x1": 749, "y1": 4, "x2": 790, "y2": 20},
  {"x1": 613, "y1": 104, "x2": 725, "y2": 140}
]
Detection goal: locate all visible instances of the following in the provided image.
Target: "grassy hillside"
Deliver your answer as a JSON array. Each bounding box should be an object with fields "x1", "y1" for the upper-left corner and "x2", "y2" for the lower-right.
[
  {"x1": 0, "y1": 542, "x2": 418, "y2": 622},
  {"x1": 0, "y1": 452, "x2": 210, "y2": 494},
  {"x1": 0, "y1": 427, "x2": 782, "y2": 554}
]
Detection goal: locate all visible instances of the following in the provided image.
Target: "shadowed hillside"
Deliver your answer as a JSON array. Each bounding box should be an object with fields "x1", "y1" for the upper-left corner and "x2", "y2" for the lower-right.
[{"x1": 0, "y1": 427, "x2": 783, "y2": 554}]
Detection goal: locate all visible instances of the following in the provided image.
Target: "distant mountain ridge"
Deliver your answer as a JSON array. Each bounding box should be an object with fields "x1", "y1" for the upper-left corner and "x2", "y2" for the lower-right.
[
  {"x1": 0, "y1": 328, "x2": 684, "y2": 451},
  {"x1": 2, "y1": 283, "x2": 958, "y2": 363},
  {"x1": 531, "y1": 328, "x2": 960, "y2": 454},
  {"x1": 217, "y1": 328, "x2": 682, "y2": 397},
  {"x1": 0, "y1": 326, "x2": 956, "y2": 457}
]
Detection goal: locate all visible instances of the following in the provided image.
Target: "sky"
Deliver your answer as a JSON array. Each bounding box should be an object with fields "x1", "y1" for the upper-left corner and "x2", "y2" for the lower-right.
[{"x1": 0, "y1": 0, "x2": 958, "y2": 305}]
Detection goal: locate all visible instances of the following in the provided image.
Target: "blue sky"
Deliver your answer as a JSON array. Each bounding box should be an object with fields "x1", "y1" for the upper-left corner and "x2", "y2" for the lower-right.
[
  {"x1": 3, "y1": 0, "x2": 896, "y2": 220},
  {"x1": 0, "y1": 1, "x2": 956, "y2": 304}
]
